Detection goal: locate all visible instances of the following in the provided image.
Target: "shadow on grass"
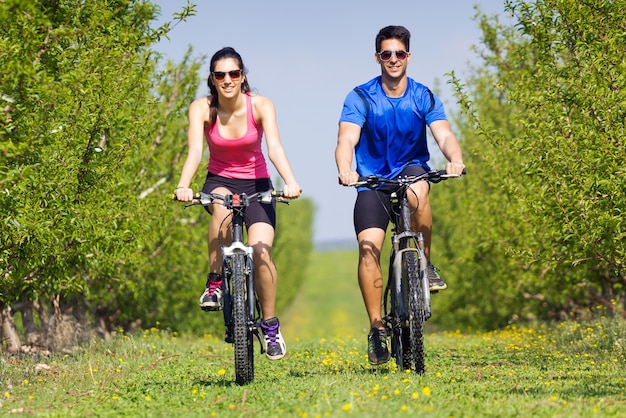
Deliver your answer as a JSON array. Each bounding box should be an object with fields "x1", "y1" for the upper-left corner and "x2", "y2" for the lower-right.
[
  {"x1": 507, "y1": 376, "x2": 626, "y2": 398},
  {"x1": 283, "y1": 363, "x2": 396, "y2": 378},
  {"x1": 196, "y1": 378, "x2": 243, "y2": 388}
]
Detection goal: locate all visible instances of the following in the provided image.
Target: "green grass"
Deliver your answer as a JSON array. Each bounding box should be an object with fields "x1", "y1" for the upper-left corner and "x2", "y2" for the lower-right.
[{"x1": 1, "y1": 250, "x2": 625, "y2": 417}]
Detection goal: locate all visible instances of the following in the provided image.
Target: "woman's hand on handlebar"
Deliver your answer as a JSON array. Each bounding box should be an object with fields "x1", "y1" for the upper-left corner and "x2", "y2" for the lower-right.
[
  {"x1": 338, "y1": 170, "x2": 359, "y2": 186},
  {"x1": 174, "y1": 187, "x2": 194, "y2": 202},
  {"x1": 282, "y1": 183, "x2": 302, "y2": 199}
]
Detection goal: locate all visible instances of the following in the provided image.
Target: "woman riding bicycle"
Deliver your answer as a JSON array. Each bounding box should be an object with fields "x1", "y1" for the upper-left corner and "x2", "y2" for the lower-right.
[
  {"x1": 335, "y1": 26, "x2": 465, "y2": 366},
  {"x1": 174, "y1": 47, "x2": 301, "y2": 361}
]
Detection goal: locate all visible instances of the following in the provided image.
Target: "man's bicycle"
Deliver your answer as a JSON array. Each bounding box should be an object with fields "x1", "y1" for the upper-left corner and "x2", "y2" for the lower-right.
[
  {"x1": 175, "y1": 189, "x2": 289, "y2": 385},
  {"x1": 350, "y1": 170, "x2": 464, "y2": 373}
]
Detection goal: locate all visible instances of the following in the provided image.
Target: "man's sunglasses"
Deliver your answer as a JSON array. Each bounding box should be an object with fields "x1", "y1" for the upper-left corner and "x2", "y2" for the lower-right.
[
  {"x1": 212, "y1": 69, "x2": 244, "y2": 81},
  {"x1": 377, "y1": 50, "x2": 408, "y2": 62}
]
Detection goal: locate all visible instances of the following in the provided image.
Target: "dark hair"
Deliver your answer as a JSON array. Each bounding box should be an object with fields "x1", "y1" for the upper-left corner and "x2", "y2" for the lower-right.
[
  {"x1": 375, "y1": 26, "x2": 411, "y2": 52},
  {"x1": 206, "y1": 47, "x2": 251, "y2": 124}
]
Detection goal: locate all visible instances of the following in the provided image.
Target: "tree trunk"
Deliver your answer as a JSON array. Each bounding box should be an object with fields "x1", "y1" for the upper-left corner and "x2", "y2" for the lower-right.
[
  {"x1": 14, "y1": 301, "x2": 39, "y2": 346},
  {"x1": 1, "y1": 305, "x2": 21, "y2": 354},
  {"x1": 35, "y1": 299, "x2": 51, "y2": 346}
]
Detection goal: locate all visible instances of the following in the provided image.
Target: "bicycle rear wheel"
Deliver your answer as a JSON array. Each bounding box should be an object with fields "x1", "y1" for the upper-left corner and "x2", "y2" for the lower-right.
[
  {"x1": 232, "y1": 253, "x2": 254, "y2": 385},
  {"x1": 405, "y1": 250, "x2": 426, "y2": 373}
]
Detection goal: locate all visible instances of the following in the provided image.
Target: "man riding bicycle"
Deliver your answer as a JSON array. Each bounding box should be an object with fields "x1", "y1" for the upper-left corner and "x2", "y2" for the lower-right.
[{"x1": 335, "y1": 25, "x2": 465, "y2": 365}]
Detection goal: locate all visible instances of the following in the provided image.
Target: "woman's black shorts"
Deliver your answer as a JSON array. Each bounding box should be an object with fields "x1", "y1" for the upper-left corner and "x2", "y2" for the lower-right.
[
  {"x1": 202, "y1": 173, "x2": 276, "y2": 228},
  {"x1": 353, "y1": 165, "x2": 429, "y2": 235}
]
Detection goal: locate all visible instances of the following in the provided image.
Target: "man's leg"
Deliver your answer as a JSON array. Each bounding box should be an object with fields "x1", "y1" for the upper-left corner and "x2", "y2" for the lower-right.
[
  {"x1": 409, "y1": 181, "x2": 447, "y2": 291},
  {"x1": 357, "y1": 227, "x2": 391, "y2": 365},
  {"x1": 357, "y1": 227, "x2": 386, "y2": 330}
]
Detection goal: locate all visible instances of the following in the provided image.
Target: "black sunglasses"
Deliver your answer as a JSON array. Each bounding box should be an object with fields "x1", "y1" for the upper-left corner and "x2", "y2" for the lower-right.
[
  {"x1": 212, "y1": 69, "x2": 244, "y2": 81},
  {"x1": 377, "y1": 50, "x2": 408, "y2": 62}
]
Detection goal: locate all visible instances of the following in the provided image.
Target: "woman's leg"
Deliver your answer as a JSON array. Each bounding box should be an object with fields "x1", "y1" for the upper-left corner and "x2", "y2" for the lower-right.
[
  {"x1": 206, "y1": 186, "x2": 232, "y2": 273},
  {"x1": 247, "y1": 222, "x2": 277, "y2": 320}
]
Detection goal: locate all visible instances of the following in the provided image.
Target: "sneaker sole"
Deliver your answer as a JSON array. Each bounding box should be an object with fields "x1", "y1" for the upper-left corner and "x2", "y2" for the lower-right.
[
  {"x1": 368, "y1": 354, "x2": 390, "y2": 366},
  {"x1": 429, "y1": 284, "x2": 447, "y2": 292},
  {"x1": 265, "y1": 351, "x2": 286, "y2": 361},
  {"x1": 200, "y1": 304, "x2": 222, "y2": 311}
]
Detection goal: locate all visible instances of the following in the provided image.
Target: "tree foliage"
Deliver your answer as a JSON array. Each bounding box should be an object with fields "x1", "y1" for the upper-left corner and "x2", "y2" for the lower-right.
[
  {"x1": 1, "y1": 0, "x2": 313, "y2": 352},
  {"x1": 432, "y1": 0, "x2": 625, "y2": 330}
]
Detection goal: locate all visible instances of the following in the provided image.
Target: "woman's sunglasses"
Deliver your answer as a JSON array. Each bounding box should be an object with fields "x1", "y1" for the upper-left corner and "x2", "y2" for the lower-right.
[
  {"x1": 212, "y1": 69, "x2": 244, "y2": 81},
  {"x1": 377, "y1": 50, "x2": 408, "y2": 62}
]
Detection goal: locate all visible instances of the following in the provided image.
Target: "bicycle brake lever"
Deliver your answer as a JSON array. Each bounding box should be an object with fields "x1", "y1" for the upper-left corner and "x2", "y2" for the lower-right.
[{"x1": 260, "y1": 190, "x2": 274, "y2": 204}]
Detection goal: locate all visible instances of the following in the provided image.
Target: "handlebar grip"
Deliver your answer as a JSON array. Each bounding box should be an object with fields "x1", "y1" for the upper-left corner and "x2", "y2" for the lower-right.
[
  {"x1": 272, "y1": 189, "x2": 302, "y2": 199},
  {"x1": 438, "y1": 168, "x2": 467, "y2": 175},
  {"x1": 172, "y1": 192, "x2": 201, "y2": 201}
]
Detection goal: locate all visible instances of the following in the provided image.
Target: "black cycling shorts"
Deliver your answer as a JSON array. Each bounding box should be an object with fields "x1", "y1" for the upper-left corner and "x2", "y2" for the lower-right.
[
  {"x1": 201, "y1": 173, "x2": 276, "y2": 228},
  {"x1": 354, "y1": 165, "x2": 429, "y2": 235}
]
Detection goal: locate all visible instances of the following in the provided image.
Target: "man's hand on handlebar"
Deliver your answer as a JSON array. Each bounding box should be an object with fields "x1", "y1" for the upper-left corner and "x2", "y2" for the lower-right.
[
  {"x1": 338, "y1": 170, "x2": 359, "y2": 186},
  {"x1": 445, "y1": 161, "x2": 465, "y2": 176}
]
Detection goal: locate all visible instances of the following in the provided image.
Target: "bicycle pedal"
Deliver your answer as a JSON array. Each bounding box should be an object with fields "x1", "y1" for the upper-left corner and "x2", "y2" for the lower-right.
[{"x1": 252, "y1": 330, "x2": 265, "y2": 354}]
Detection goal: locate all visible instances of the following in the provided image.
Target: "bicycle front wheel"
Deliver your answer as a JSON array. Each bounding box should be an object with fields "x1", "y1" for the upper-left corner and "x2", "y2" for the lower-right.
[
  {"x1": 232, "y1": 253, "x2": 254, "y2": 385},
  {"x1": 405, "y1": 250, "x2": 426, "y2": 373}
]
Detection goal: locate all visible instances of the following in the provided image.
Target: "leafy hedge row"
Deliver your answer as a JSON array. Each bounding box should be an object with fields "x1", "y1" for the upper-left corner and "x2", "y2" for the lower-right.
[
  {"x1": 431, "y1": 0, "x2": 625, "y2": 330},
  {"x1": 0, "y1": 0, "x2": 312, "y2": 351}
]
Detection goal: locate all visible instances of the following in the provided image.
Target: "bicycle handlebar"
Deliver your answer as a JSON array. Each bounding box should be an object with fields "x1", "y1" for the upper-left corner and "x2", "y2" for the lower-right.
[
  {"x1": 172, "y1": 190, "x2": 292, "y2": 209},
  {"x1": 348, "y1": 169, "x2": 466, "y2": 188}
]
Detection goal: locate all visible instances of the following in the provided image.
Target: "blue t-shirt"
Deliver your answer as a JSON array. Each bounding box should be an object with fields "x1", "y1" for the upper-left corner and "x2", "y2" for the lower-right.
[{"x1": 339, "y1": 76, "x2": 447, "y2": 178}]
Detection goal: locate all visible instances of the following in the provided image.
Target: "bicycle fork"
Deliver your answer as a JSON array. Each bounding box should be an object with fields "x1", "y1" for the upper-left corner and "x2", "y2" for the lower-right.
[
  {"x1": 416, "y1": 232, "x2": 432, "y2": 321},
  {"x1": 390, "y1": 232, "x2": 432, "y2": 323},
  {"x1": 221, "y1": 202, "x2": 262, "y2": 348}
]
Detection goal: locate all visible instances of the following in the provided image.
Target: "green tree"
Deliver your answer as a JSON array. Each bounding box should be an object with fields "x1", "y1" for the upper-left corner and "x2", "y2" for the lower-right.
[
  {"x1": 0, "y1": 0, "x2": 198, "y2": 351},
  {"x1": 432, "y1": 0, "x2": 625, "y2": 330},
  {"x1": 1, "y1": 0, "x2": 313, "y2": 352}
]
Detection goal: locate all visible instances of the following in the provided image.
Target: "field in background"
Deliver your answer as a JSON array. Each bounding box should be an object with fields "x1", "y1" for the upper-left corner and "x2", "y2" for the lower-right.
[{"x1": 281, "y1": 250, "x2": 365, "y2": 341}]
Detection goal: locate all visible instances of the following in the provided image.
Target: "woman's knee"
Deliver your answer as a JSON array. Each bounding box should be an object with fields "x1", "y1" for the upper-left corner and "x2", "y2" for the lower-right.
[{"x1": 252, "y1": 242, "x2": 273, "y2": 262}]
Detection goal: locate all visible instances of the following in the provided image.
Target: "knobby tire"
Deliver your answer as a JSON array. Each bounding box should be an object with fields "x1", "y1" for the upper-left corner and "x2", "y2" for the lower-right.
[
  {"x1": 232, "y1": 253, "x2": 254, "y2": 385},
  {"x1": 388, "y1": 251, "x2": 405, "y2": 371},
  {"x1": 405, "y1": 251, "x2": 426, "y2": 373}
]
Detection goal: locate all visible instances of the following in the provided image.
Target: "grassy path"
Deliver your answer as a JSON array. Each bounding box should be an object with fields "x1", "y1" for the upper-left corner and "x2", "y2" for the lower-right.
[{"x1": 1, "y1": 250, "x2": 625, "y2": 417}]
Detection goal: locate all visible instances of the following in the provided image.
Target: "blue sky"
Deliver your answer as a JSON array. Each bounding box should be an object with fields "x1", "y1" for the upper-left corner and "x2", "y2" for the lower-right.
[{"x1": 152, "y1": 0, "x2": 507, "y2": 246}]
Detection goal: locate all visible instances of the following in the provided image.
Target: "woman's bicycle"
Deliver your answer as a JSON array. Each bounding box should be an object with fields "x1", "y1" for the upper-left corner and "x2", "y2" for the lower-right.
[
  {"x1": 350, "y1": 170, "x2": 464, "y2": 374},
  {"x1": 175, "y1": 189, "x2": 289, "y2": 385}
]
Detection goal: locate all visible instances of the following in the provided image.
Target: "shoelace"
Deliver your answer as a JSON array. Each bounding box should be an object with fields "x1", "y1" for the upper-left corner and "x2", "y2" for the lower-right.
[
  {"x1": 369, "y1": 330, "x2": 387, "y2": 351},
  {"x1": 262, "y1": 323, "x2": 279, "y2": 345},
  {"x1": 426, "y1": 263, "x2": 438, "y2": 278},
  {"x1": 207, "y1": 280, "x2": 222, "y2": 295}
]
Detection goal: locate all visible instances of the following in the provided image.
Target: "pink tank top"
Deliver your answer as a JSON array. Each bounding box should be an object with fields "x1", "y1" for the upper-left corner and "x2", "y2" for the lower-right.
[{"x1": 205, "y1": 94, "x2": 270, "y2": 179}]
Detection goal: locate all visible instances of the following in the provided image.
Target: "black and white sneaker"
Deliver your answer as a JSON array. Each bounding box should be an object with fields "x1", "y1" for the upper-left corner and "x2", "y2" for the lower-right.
[
  {"x1": 199, "y1": 273, "x2": 223, "y2": 311},
  {"x1": 260, "y1": 317, "x2": 287, "y2": 360},
  {"x1": 367, "y1": 327, "x2": 390, "y2": 365},
  {"x1": 427, "y1": 262, "x2": 447, "y2": 292}
]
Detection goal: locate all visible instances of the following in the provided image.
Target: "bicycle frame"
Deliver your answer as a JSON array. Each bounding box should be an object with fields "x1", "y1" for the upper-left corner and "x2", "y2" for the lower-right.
[{"x1": 219, "y1": 194, "x2": 259, "y2": 347}]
